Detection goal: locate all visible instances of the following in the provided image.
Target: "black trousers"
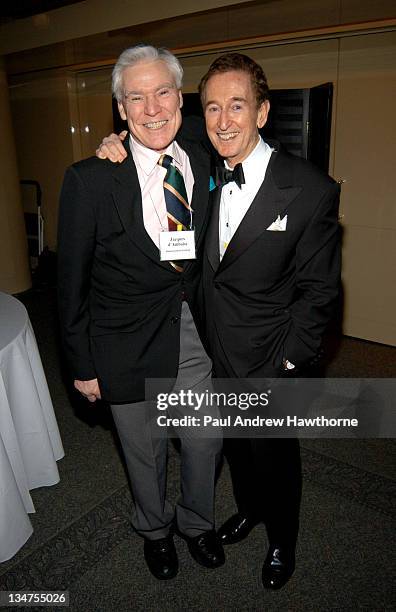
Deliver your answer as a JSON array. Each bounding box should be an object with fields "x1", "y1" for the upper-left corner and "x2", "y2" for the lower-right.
[{"x1": 223, "y1": 437, "x2": 302, "y2": 549}]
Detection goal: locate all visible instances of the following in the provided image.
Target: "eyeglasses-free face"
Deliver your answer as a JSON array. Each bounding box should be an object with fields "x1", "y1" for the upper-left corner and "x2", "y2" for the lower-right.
[
  {"x1": 118, "y1": 60, "x2": 183, "y2": 152},
  {"x1": 203, "y1": 70, "x2": 269, "y2": 168}
]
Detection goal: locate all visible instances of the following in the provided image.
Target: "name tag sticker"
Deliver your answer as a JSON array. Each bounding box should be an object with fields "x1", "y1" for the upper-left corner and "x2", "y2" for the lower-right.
[{"x1": 159, "y1": 230, "x2": 196, "y2": 261}]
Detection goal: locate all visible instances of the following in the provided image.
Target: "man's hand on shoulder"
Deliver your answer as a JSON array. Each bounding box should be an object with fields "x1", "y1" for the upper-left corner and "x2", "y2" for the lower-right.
[
  {"x1": 96, "y1": 130, "x2": 128, "y2": 163},
  {"x1": 74, "y1": 378, "x2": 101, "y2": 402}
]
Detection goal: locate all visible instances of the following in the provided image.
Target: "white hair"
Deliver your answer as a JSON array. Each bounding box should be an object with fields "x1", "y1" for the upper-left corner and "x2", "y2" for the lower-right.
[{"x1": 112, "y1": 44, "x2": 183, "y2": 102}]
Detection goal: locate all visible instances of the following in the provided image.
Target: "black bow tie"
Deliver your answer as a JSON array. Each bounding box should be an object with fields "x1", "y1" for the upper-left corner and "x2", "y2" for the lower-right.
[{"x1": 215, "y1": 163, "x2": 245, "y2": 189}]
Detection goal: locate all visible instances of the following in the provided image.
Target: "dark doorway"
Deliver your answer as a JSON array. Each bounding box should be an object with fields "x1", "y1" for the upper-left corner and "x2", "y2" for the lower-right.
[{"x1": 261, "y1": 83, "x2": 333, "y2": 172}]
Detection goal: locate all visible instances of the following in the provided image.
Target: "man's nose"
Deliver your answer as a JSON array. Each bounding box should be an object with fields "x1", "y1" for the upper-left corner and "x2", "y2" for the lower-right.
[
  {"x1": 218, "y1": 109, "x2": 231, "y2": 130},
  {"x1": 144, "y1": 94, "x2": 161, "y2": 116}
]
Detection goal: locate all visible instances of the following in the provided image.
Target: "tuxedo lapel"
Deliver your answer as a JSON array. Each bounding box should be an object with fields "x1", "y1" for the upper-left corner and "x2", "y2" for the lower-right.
[
  {"x1": 205, "y1": 187, "x2": 221, "y2": 272},
  {"x1": 218, "y1": 149, "x2": 302, "y2": 273}
]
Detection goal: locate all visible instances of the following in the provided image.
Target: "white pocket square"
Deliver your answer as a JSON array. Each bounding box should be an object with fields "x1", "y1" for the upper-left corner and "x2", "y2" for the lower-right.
[{"x1": 266, "y1": 214, "x2": 287, "y2": 231}]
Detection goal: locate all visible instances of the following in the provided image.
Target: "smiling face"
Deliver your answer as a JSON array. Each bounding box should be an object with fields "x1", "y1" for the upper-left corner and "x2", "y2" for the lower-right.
[
  {"x1": 118, "y1": 59, "x2": 183, "y2": 152},
  {"x1": 203, "y1": 70, "x2": 269, "y2": 167}
]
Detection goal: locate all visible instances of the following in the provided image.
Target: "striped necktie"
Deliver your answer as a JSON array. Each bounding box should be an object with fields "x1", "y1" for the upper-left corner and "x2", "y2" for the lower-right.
[{"x1": 158, "y1": 154, "x2": 192, "y2": 231}]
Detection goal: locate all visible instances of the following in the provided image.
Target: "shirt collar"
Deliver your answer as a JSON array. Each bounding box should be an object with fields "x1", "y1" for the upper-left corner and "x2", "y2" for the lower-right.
[
  {"x1": 224, "y1": 136, "x2": 264, "y2": 169},
  {"x1": 224, "y1": 136, "x2": 272, "y2": 188},
  {"x1": 130, "y1": 134, "x2": 182, "y2": 176}
]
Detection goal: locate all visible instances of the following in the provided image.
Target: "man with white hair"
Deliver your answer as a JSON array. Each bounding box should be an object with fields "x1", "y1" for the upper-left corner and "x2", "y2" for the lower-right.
[{"x1": 57, "y1": 44, "x2": 224, "y2": 580}]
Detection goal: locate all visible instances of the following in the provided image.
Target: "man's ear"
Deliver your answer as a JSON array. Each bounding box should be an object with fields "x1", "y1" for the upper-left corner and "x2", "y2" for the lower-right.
[
  {"x1": 257, "y1": 100, "x2": 270, "y2": 129},
  {"x1": 118, "y1": 101, "x2": 127, "y2": 121},
  {"x1": 179, "y1": 90, "x2": 183, "y2": 109}
]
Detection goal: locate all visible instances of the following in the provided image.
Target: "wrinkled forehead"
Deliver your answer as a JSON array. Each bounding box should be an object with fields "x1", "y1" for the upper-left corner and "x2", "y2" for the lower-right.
[{"x1": 122, "y1": 60, "x2": 178, "y2": 92}]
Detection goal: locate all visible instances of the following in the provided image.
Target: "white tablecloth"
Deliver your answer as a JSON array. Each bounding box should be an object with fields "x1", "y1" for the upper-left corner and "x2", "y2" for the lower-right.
[{"x1": 0, "y1": 292, "x2": 64, "y2": 562}]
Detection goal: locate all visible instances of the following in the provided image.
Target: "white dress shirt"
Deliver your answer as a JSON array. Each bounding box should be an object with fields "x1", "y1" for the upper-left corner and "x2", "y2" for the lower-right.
[
  {"x1": 130, "y1": 135, "x2": 194, "y2": 248},
  {"x1": 219, "y1": 137, "x2": 273, "y2": 260}
]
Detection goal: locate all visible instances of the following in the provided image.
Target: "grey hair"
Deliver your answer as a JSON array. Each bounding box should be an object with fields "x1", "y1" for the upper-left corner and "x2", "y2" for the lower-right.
[{"x1": 112, "y1": 44, "x2": 183, "y2": 102}]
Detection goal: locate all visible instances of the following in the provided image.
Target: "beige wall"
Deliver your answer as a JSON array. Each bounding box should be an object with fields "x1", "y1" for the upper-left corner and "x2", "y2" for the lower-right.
[
  {"x1": 10, "y1": 71, "x2": 75, "y2": 250},
  {"x1": 73, "y1": 69, "x2": 114, "y2": 159},
  {"x1": 333, "y1": 32, "x2": 396, "y2": 344}
]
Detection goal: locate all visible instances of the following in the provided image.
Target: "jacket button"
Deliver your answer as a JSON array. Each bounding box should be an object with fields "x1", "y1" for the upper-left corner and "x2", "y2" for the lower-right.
[
  {"x1": 214, "y1": 281, "x2": 220, "y2": 289},
  {"x1": 171, "y1": 316, "x2": 179, "y2": 324}
]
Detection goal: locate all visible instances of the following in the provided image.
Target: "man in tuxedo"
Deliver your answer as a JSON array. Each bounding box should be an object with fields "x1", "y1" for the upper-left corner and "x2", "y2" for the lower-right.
[
  {"x1": 96, "y1": 52, "x2": 341, "y2": 590},
  {"x1": 199, "y1": 53, "x2": 341, "y2": 589},
  {"x1": 57, "y1": 44, "x2": 224, "y2": 581}
]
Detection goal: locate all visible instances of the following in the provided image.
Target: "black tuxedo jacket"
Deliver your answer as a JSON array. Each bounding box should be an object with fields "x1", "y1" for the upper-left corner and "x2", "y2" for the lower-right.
[
  {"x1": 58, "y1": 126, "x2": 211, "y2": 403},
  {"x1": 203, "y1": 141, "x2": 341, "y2": 378}
]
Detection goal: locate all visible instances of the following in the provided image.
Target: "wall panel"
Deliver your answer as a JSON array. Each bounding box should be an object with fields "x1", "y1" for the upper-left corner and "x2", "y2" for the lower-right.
[
  {"x1": 10, "y1": 72, "x2": 75, "y2": 250},
  {"x1": 333, "y1": 32, "x2": 396, "y2": 344}
]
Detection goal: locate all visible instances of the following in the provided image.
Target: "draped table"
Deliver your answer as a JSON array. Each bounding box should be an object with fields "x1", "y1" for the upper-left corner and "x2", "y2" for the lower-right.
[{"x1": 0, "y1": 292, "x2": 64, "y2": 562}]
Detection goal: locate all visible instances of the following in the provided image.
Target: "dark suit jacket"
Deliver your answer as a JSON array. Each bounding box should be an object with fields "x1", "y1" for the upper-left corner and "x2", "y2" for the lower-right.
[
  {"x1": 203, "y1": 141, "x2": 341, "y2": 378},
  {"x1": 57, "y1": 126, "x2": 211, "y2": 403}
]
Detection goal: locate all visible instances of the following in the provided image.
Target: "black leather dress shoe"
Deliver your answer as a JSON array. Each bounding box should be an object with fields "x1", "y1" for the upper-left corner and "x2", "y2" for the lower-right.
[
  {"x1": 261, "y1": 545, "x2": 295, "y2": 590},
  {"x1": 143, "y1": 536, "x2": 178, "y2": 580},
  {"x1": 182, "y1": 530, "x2": 225, "y2": 568},
  {"x1": 217, "y1": 513, "x2": 259, "y2": 545}
]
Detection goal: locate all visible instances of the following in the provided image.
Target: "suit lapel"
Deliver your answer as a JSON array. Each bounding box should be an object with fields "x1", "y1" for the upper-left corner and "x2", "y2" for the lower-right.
[
  {"x1": 205, "y1": 187, "x2": 221, "y2": 272},
  {"x1": 176, "y1": 133, "x2": 210, "y2": 249},
  {"x1": 218, "y1": 148, "x2": 302, "y2": 273},
  {"x1": 111, "y1": 140, "x2": 169, "y2": 268}
]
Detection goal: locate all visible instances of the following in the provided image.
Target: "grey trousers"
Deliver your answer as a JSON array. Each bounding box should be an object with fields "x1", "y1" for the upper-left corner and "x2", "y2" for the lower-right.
[{"x1": 111, "y1": 302, "x2": 222, "y2": 540}]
